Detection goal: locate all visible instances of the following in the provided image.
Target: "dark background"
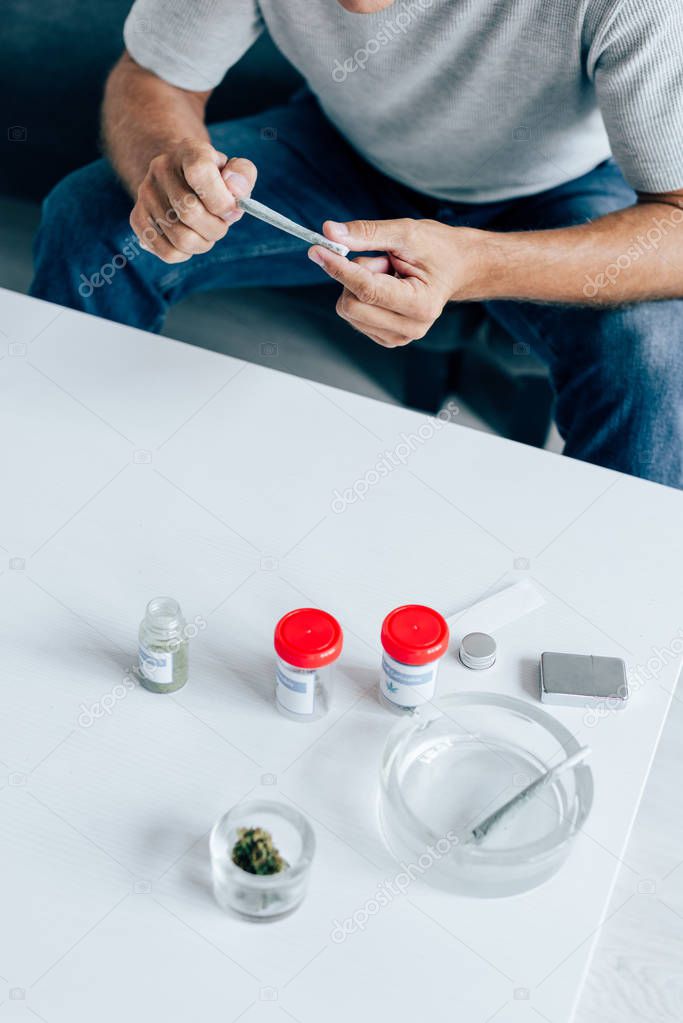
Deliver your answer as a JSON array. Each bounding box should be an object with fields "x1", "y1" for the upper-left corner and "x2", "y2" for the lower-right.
[{"x1": 1, "y1": 0, "x2": 301, "y2": 200}]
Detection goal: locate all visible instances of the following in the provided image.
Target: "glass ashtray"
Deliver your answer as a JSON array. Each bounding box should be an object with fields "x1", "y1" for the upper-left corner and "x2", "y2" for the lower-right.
[
  {"x1": 210, "y1": 800, "x2": 315, "y2": 919},
  {"x1": 379, "y1": 692, "x2": 593, "y2": 897}
]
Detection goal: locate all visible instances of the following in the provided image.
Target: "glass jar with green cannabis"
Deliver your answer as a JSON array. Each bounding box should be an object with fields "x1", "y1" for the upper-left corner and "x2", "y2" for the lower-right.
[
  {"x1": 138, "y1": 596, "x2": 189, "y2": 693},
  {"x1": 210, "y1": 800, "x2": 316, "y2": 919}
]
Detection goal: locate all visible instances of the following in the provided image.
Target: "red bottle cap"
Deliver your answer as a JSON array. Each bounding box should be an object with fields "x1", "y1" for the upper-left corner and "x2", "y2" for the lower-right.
[
  {"x1": 274, "y1": 608, "x2": 343, "y2": 669},
  {"x1": 381, "y1": 605, "x2": 450, "y2": 666}
]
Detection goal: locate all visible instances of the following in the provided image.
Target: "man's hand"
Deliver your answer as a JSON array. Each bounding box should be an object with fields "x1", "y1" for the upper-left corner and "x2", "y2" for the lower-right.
[
  {"x1": 308, "y1": 218, "x2": 487, "y2": 347},
  {"x1": 311, "y1": 195, "x2": 683, "y2": 315},
  {"x1": 130, "y1": 138, "x2": 257, "y2": 263}
]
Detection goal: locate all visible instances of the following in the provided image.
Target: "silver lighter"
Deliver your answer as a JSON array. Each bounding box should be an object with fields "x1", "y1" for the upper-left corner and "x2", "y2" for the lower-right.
[{"x1": 540, "y1": 651, "x2": 629, "y2": 708}]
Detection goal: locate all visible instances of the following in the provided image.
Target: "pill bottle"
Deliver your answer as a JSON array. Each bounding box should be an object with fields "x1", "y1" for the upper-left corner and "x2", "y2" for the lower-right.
[
  {"x1": 380, "y1": 604, "x2": 450, "y2": 711},
  {"x1": 274, "y1": 608, "x2": 343, "y2": 722},
  {"x1": 138, "y1": 596, "x2": 189, "y2": 693}
]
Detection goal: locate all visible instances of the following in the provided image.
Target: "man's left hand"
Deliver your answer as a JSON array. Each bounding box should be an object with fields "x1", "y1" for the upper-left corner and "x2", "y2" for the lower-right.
[{"x1": 308, "y1": 218, "x2": 487, "y2": 347}]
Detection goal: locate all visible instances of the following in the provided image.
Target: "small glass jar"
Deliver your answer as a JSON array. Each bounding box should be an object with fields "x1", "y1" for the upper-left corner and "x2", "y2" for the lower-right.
[
  {"x1": 379, "y1": 604, "x2": 450, "y2": 712},
  {"x1": 138, "y1": 596, "x2": 189, "y2": 693},
  {"x1": 210, "y1": 799, "x2": 315, "y2": 919},
  {"x1": 274, "y1": 608, "x2": 343, "y2": 721}
]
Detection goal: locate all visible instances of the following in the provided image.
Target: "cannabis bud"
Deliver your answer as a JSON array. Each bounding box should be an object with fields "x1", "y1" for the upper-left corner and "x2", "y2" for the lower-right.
[{"x1": 231, "y1": 826, "x2": 288, "y2": 875}]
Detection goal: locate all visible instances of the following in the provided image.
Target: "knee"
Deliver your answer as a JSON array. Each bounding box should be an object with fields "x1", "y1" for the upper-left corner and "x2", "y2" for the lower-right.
[
  {"x1": 588, "y1": 304, "x2": 683, "y2": 409},
  {"x1": 38, "y1": 159, "x2": 133, "y2": 258},
  {"x1": 35, "y1": 159, "x2": 148, "y2": 303},
  {"x1": 44, "y1": 160, "x2": 106, "y2": 229}
]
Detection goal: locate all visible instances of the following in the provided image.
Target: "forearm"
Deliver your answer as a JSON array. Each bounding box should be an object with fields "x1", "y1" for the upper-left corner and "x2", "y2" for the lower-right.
[
  {"x1": 471, "y1": 197, "x2": 683, "y2": 306},
  {"x1": 102, "y1": 52, "x2": 210, "y2": 197}
]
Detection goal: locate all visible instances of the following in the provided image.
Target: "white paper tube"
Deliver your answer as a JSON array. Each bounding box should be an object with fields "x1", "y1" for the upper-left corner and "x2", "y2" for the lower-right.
[{"x1": 237, "y1": 197, "x2": 349, "y2": 256}]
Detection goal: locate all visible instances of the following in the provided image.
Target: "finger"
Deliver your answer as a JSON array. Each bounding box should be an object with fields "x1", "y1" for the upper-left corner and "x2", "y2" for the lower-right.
[
  {"x1": 308, "y1": 247, "x2": 417, "y2": 315},
  {"x1": 181, "y1": 144, "x2": 235, "y2": 217},
  {"x1": 158, "y1": 219, "x2": 213, "y2": 255},
  {"x1": 143, "y1": 235, "x2": 191, "y2": 263},
  {"x1": 143, "y1": 182, "x2": 214, "y2": 255},
  {"x1": 343, "y1": 316, "x2": 410, "y2": 348},
  {"x1": 323, "y1": 217, "x2": 414, "y2": 254},
  {"x1": 336, "y1": 290, "x2": 426, "y2": 341},
  {"x1": 353, "y1": 255, "x2": 392, "y2": 274},
  {"x1": 130, "y1": 207, "x2": 191, "y2": 263},
  {"x1": 167, "y1": 176, "x2": 231, "y2": 242}
]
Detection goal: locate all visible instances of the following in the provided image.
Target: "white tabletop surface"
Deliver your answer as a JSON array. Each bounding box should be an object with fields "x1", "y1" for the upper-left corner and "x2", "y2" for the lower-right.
[{"x1": 1, "y1": 287, "x2": 682, "y2": 1023}]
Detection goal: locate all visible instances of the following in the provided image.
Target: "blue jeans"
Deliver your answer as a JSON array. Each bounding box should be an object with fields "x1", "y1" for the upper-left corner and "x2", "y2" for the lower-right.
[{"x1": 31, "y1": 91, "x2": 683, "y2": 489}]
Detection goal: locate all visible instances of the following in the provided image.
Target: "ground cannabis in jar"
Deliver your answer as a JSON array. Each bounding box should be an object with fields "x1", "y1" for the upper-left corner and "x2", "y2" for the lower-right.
[{"x1": 231, "y1": 826, "x2": 289, "y2": 875}]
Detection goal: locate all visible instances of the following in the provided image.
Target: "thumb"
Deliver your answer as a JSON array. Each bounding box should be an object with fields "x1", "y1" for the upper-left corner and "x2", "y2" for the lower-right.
[
  {"x1": 323, "y1": 218, "x2": 411, "y2": 253},
  {"x1": 221, "y1": 157, "x2": 258, "y2": 198}
]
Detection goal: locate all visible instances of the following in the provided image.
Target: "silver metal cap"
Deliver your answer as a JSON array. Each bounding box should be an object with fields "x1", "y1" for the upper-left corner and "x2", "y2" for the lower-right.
[{"x1": 459, "y1": 632, "x2": 497, "y2": 670}]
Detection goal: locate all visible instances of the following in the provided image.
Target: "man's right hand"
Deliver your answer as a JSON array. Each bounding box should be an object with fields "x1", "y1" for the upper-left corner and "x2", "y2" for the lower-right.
[{"x1": 129, "y1": 138, "x2": 257, "y2": 264}]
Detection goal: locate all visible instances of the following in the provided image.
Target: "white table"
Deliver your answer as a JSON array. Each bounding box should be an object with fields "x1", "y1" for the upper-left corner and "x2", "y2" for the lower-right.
[{"x1": 1, "y1": 287, "x2": 681, "y2": 1023}]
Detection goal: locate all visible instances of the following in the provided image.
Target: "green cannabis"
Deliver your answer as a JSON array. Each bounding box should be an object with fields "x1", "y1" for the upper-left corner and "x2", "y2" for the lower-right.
[{"x1": 231, "y1": 826, "x2": 289, "y2": 875}]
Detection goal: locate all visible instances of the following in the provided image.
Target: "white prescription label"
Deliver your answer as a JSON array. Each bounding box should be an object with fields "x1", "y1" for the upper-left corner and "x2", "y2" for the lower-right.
[
  {"x1": 276, "y1": 662, "x2": 316, "y2": 716},
  {"x1": 380, "y1": 653, "x2": 438, "y2": 708},
  {"x1": 138, "y1": 644, "x2": 174, "y2": 686}
]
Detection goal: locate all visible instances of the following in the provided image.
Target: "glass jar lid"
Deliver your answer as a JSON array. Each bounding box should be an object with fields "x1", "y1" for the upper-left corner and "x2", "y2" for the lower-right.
[
  {"x1": 381, "y1": 604, "x2": 449, "y2": 665},
  {"x1": 274, "y1": 608, "x2": 343, "y2": 669}
]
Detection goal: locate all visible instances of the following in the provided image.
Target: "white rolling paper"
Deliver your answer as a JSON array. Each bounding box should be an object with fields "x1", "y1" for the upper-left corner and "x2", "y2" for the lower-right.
[{"x1": 446, "y1": 578, "x2": 545, "y2": 637}]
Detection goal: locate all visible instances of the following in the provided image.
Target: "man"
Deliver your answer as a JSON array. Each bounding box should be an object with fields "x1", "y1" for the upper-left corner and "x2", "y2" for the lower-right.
[{"x1": 31, "y1": 0, "x2": 683, "y2": 488}]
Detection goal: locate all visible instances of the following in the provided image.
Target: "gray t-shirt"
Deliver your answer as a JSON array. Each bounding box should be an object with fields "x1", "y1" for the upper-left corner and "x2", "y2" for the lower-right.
[{"x1": 123, "y1": 0, "x2": 683, "y2": 203}]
